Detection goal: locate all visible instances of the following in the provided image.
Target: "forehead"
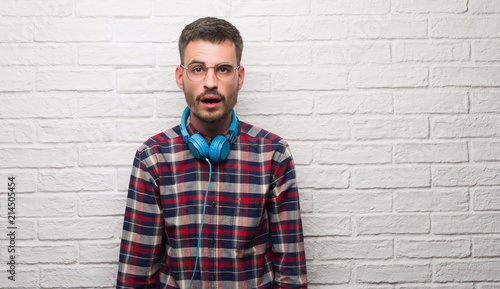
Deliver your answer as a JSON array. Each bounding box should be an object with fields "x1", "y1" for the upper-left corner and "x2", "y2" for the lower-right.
[{"x1": 183, "y1": 40, "x2": 237, "y2": 65}]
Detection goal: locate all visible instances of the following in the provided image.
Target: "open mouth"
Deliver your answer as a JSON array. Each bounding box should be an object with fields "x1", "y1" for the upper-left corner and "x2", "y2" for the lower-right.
[{"x1": 201, "y1": 96, "x2": 222, "y2": 105}]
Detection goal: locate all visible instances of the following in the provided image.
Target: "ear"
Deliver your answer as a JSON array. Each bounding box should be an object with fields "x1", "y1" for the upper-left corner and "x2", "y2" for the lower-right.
[
  {"x1": 237, "y1": 65, "x2": 245, "y2": 90},
  {"x1": 175, "y1": 65, "x2": 184, "y2": 90}
]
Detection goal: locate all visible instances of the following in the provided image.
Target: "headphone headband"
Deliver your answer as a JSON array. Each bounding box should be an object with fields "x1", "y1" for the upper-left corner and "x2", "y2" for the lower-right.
[{"x1": 180, "y1": 106, "x2": 238, "y2": 162}]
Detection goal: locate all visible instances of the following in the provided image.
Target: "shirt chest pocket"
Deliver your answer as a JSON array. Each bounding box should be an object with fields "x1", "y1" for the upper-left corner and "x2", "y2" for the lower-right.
[{"x1": 232, "y1": 197, "x2": 267, "y2": 252}]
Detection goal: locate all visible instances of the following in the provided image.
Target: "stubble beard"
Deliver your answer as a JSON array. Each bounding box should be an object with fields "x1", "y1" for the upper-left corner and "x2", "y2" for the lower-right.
[{"x1": 186, "y1": 89, "x2": 238, "y2": 124}]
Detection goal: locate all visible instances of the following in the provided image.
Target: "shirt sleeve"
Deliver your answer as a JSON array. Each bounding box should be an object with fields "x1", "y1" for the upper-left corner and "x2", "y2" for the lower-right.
[
  {"x1": 116, "y1": 150, "x2": 165, "y2": 289},
  {"x1": 268, "y1": 144, "x2": 308, "y2": 289}
]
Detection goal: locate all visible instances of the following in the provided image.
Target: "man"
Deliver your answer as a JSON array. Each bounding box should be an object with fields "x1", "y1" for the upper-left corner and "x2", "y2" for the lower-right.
[{"x1": 117, "y1": 17, "x2": 307, "y2": 289}]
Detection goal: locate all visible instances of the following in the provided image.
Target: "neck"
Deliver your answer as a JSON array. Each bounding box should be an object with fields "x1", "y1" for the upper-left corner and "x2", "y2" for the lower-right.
[{"x1": 190, "y1": 112, "x2": 232, "y2": 139}]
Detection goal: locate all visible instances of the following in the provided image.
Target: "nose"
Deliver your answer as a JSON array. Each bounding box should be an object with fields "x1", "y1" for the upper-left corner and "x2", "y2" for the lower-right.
[{"x1": 203, "y1": 67, "x2": 218, "y2": 90}]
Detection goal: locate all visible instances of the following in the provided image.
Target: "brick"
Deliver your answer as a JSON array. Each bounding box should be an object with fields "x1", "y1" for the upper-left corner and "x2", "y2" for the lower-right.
[
  {"x1": 37, "y1": 120, "x2": 114, "y2": 143},
  {"x1": 433, "y1": 213, "x2": 500, "y2": 234},
  {"x1": 470, "y1": 0, "x2": 500, "y2": 13},
  {"x1": 0, "y1": 268, "x2": 39, "y2": 287},
  {"x1": 302, "y1": 215, "x2": 350, "y2": 236},
  {"x1": 273, "y1": 68, "x2": 348, "y2": 91},
  {"x1": 357, "y1": 263, "x2": 431, "y2": 283},
  {"x1": 76, "y1": 0, "x2": 152, "y2": 17},
  {"x1": 251, "y1": 116, "x2": 350, "y2": 141},
  {"x1": 271, "y1": 18, "x2": 348, "y2": 41},
  {"x1": 353, "y1": 166, "x2": 430, "y2": 189},
  {"x1": 237, "y1": 71, "x2": 272, "y2": 92},
  {"x1": 312, "y1": 42, "x2": 391, "y2": 64},
  {"x1": 315, "y1": 191, "x2": 392, "y2": 213},
  {"x1": 473, "y1": 41, "x2": 500, "y2": 61},
  {"x1": 79, "y1": 192, "x2": 126, "y2": 216},
  {"x1": 78, "y1": 94, "x2": 154, "y2": 118},
  {"x1": 0, "y1": 44, "x2": 74, "y2": 65},
  {"x1": 38, "y1": 169, "x2": 115, "y2": 192},
  {"x1": 116, "y1": 68, "x2": 176, "y2": 93},
  {"x1": 233, "y1": 0, "x2": 309, "y2": 16},
  {"x1": 396, "y1": 239, "x2": 470, "y2": 258},
  {"x1": 353, "y1": 65, "x2": 428, "y2": 88},
  {"x1": 79, "y1": 44, "x2": 156, "y2": 66},
  {"x1": 394, "y1": 92, "x2": 468, "y2": 114},
  {"x1": 17, "y1": 194, "x2": 76, "y2": 217},
  {"x1": 435, "y1": 260, "x2": 500, "y2": 282},
  {"x1": 5, "y1": 245, "x2": 78, "y2": 264},
  {"x1": 35, "y1": 19, "x2": 113, "y2": 42},
  {"x1": 431, "y1": 115, "x2": 500, "y2": 138},
  {"x1": 471, "y1": 141, "x2": 500, "y2": 161},
  {"x1": 0, "y1": 68, "x2": 34, "y2": 92},
  {"x1": 316, "y1": 239, "x2": 393, "y2": 260},
  {"x1": 398, "y1": 285, "x2": 473, "y2": 289},
  {"x1": 115, "y1": 21, "x2": 183, "y2": 43},
  {"x1": 116, "y1": 120, "x2": 178, "y2": 142},
  {"x1": 307, "y1": 263, "x2": 351, "y2": 284},
  {"x1": 431, "y1": 17, "x2": 500, "y2": 38},
  {"x1": 394, "y1": 142, "x2": 468, "y2": 163},
  {"x1": 320, "y1": 144, "x2": 392, "y2": 164},
  {"x1": 155, "y1": 0, "x2": 230, "y2": 16},
  {"x1": 474, "y1": 237, "x2": 500, "y2": 257},
  {"x1": 0, "y1": 121, "x2": 35, "y2": 143},
  {"x1": 0, "y1": 95, "x2": 73, "y2": 118},
  {"x1": 352, "y1": 18, "x2": 428, "y2": 39},
  {"x1": 0, "y1": 0, "x2": 73, "y2": 16},
  {"x1": 231, "y1": 20, "x2": 271, "y2": 42},
  {"x1": 353, "y1": 117, "x2": 429, "y2": 140},
  {"x1": 79, "y1": 241, "x2": 121, "y2": 263},
  {"x1": 78, "y1": 144, "x2": 137, "y2": 167},
  {"x1": 473, "y1": 188, "x2": 500, "y2": 211},
  {"x1": 357, "y1": 214, "x2": 430, "y2": 234},
  {"x1": 0, "y1": 219, "x2": 36, "y2": 240},
  {"x1": 393, "y1": 0, "x2": 467, "y2": 13},
  {"x1": 0, "y1": 172, "x2": 36, "y2": 193},
  {"x1": 244, "y1": 43, "x2": 310, "y2": 65},
  {"x1": 393, "y1": 41, "x2": 469, "y2": 62},
  {"x1": 38, "y1": 218, "x2": 117, "y2": 240},
  {"x1": 315, "y1": 92, "x2": 393, "y2": 114},
  {"x1": 0, "y1": 147, "x2": 76, "y2": 168},
  {"x1": 312, "y1": 0, "x2": 389, "y2": 14},
  {"x1": 40, "y1": 266, "x2": 116, "y2": 287},
  {"x1": 118, "y1": 168, "x2": 132, "y2": 192},
  {"x1": 476, "y1": 285, "x2": 500, "y2": 289},
  {"x1": 156, "y1": 44, "x2": 179, "y2": 66},
  {"x1": 297, "y1": 166, "x2": 348, "y2": 189},
  {"x1": 471, "y1": 90, "x2": 500, "y2": 113},
  {"x1": 394, "y1": 189, "x2": 469, "y2": 212},
  {"x1": 37, "y1": 69, "x2": 113, "y2": 92},
  {"x1": 432, "y1": 165, "x2": 500, "y2": 187},
  {"x1": 298, "y1": 190, "x2": 314, "y2": 213},
  {"x1": 0, "y1": 18, "x2": 33, "y2": 42},
  {"x1": 237, "y1": 92, "x2": 313, "y2": 116},
  {"x1": 432, "y1": 67, "x2": 500, "y2": 87}
]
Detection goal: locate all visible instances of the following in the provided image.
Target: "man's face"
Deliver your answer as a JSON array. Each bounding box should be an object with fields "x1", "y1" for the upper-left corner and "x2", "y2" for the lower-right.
[{"x1": 175, "y1": 40, "x2": 245, "y2": 124}]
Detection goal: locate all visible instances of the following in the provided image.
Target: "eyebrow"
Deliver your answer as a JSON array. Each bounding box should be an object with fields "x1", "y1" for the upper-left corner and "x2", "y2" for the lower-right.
[{"x1": 187, "y1": 60, "x2": 233, "y2": 66}]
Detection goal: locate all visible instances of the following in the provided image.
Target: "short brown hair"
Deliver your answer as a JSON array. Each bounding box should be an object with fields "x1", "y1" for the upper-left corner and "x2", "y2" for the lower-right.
[{"x1": 178, "y1": 17, "x2": 244, "y2": 65}]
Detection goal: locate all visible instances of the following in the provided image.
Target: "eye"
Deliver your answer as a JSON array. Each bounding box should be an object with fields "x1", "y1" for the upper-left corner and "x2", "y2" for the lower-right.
[
  {"x1": 216, "y1": 65, "x2": 232, "y2": 74},
  {"x1": 190, "y1": 65, "x2": 205, "y2": 74}
]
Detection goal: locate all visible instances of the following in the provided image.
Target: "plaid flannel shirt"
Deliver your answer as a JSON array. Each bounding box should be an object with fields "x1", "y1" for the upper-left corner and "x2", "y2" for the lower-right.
[{"x1": 117, "y1": 120, "x2": 307, "y2": 289}]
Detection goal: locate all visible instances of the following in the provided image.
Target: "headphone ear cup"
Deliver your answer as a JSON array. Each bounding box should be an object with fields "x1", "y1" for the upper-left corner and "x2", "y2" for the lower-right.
[
  {"x1": 188, "y1": 134, "x2": 209, "y2": 160},
  {"x1": 209, "y1": 135, "x2": 231, "y2": 162}
]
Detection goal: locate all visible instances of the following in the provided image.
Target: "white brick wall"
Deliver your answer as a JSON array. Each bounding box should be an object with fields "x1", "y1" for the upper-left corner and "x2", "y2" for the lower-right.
[{"x1": 0, "y1": 0, "x2": 499, "y2": 288}]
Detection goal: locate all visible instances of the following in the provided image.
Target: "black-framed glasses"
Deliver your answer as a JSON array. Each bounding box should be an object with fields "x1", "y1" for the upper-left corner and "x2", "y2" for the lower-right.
[{"x1": 180, "y1": 63, "x2": 240, "y2": 82}]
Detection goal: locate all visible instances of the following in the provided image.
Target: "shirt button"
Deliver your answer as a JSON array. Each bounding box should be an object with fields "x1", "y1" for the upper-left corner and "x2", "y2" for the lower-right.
[
  {"x1": 211, "y1": 201, "x2": 216, "y2": 207},
  {"x1": 210, "y1": 274, "x2": 216, "y2": 281},
  {"x1": 210, "y1": 238, "x2": 216, "y2": 244}
]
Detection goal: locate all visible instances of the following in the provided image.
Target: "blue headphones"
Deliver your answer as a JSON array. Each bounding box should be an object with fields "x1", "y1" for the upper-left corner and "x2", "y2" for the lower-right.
[{"x1": 180, "y1": 106, "x2": 238, "y2": 163}]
